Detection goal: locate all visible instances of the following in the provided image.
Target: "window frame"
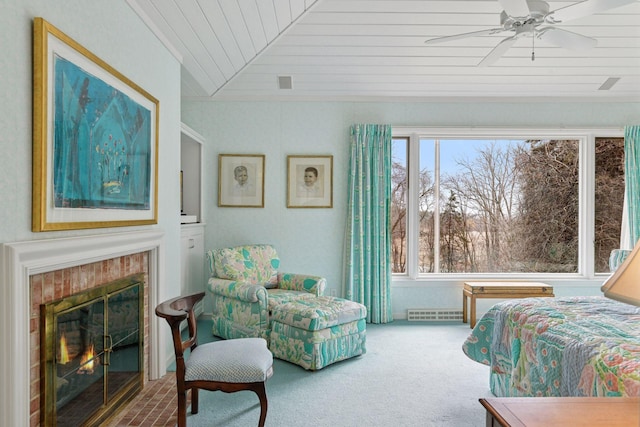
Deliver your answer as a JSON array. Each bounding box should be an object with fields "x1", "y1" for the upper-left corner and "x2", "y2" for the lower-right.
[{"x1": 392, "y1": 126, "x2": 624, "y2": 282}]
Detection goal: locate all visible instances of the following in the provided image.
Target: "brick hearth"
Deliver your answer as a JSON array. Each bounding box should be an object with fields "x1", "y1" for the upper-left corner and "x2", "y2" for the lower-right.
[{"x1": 105, "y1": 372, "x2": 187, "y2": 427}]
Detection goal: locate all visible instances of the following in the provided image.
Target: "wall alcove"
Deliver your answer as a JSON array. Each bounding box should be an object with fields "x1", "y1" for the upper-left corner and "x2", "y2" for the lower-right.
[
  {"x1": 180, "y1": 123, "x2": 206, "y2": 315},
  {"x1": 180, "y1": 123, "x2": 204, "y2": 223}
]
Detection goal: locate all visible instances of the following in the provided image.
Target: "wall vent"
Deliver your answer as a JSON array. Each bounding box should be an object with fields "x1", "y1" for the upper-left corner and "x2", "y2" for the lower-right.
[
  {"x1": 407, "y1": 309, "x2": 463, "y2": 321},
  {"x1": 278, "y1": 75, "x2": 293, "y2": 90}
]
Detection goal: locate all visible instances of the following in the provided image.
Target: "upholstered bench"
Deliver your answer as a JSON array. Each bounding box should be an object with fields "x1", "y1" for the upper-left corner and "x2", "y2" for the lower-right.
[{"x1": 269, "y1": 296, "x2": 367, "y2": 370}]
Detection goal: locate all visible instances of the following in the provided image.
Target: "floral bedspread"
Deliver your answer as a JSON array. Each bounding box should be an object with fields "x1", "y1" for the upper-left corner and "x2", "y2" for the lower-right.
[{"x1": 462, "y1": 296, "x2": 640, "y2": 397}]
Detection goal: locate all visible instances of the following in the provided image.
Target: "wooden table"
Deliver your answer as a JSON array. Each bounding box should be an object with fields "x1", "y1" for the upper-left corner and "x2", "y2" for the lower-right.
[
  {"x1": 463, "y1": 281, "x2": 554, "y2": 328},
  {"x1": 480, "y1": 397, "x2": 640, "y2": 427}
]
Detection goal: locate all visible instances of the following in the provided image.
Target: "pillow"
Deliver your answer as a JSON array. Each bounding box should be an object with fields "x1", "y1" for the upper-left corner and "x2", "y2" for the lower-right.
[{"x1": 211, "y1": 245, "x2": 280, "y2": 287}]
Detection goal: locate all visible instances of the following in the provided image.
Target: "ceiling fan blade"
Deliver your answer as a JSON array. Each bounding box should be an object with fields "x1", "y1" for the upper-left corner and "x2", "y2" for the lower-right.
[
  {"x1": 478, "y1": 36, "x2": 518, "y2": 67},
  {"x1": 498, "y1": 0, "x2": 531, "y2": 17},
  {"x1": 537, "y1": 27, "x2": 598, "y2": 50},
  {"x1": 547, "y1": 0, "x2": 636, "y2": 23},
  {"x1": 425, "y1": 28, "x2": 506, "y2": 45}
]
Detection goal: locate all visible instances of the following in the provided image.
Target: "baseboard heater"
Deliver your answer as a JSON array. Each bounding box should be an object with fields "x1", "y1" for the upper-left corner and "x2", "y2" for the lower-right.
[{"x1": 407, "y1": 309, "x2": 463, "y2": 321}]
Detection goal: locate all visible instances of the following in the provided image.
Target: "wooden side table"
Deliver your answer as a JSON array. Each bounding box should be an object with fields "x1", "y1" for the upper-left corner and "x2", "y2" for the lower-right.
[
  {"x1": 463, "y1": 281, "x2": 554, "y2": 328},
  {"x1": 480, "y1": 397, "x2": 640, "y2": 427}
]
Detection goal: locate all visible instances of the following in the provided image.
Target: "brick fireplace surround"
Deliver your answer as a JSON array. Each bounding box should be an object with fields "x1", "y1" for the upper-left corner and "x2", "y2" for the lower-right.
[{"x1": 0, "y1": 230, "x2": 166, "y2": 427}]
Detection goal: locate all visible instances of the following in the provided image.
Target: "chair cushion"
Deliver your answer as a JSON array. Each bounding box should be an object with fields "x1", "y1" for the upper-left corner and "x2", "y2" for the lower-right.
[
  {"x1": 267, "y1": 289, "x2": 316, "y2": 311},
  {"x1": 210, "y1": 245, "x2": 280, "y2": 287},
  {"x1": 270, "y1": 296, "x2": 367, "y2": 331},
  {"x1": 185, "y1": 338, "x2": 273, "y2": 383}
]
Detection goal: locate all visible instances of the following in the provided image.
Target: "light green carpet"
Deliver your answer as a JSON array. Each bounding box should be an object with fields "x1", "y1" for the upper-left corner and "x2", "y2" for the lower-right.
[{"x1": 182, "y1": 320, "x2": 492, "y2": 427}]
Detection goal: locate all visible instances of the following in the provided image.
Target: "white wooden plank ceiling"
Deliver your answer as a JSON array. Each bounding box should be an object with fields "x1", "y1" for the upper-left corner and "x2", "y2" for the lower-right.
[{"x1": 128, "y1": 0, "x2": 640, "y2": 101}]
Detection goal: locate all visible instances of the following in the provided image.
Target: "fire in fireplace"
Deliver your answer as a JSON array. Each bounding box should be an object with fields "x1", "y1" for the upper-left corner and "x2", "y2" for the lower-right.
[{"x1": 41, "y1": 273, "x2": 144, "y2": 426}]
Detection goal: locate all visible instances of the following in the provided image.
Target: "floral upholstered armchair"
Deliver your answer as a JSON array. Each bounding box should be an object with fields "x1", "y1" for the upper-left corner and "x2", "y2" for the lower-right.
[{"x1": 206, "y1": 244, "x2": 326, "y2": 341}]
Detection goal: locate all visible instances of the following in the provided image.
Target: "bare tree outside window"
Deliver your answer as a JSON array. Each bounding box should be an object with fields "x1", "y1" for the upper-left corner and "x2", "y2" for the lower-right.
[
  {"x1": 391, "y1": 138, "x2": 408, "y2": 273},
  {"x1": 441, "y1": 140, "x2": 524, "y2": 273},
  {"x1": 594, "y1": 137, "x2": 625, "y2": 272},
  {"x1": 390, "y1": 135, "x2": 624, "y2": 275}
]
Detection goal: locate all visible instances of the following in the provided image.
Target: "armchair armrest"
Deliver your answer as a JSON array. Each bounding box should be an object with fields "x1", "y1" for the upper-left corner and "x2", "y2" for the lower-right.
[
  {"x1": 207, "y1": 277, "x2": 268, "y2": 303},
  {"x1": 277, "y1": 273, "x2": 326, "y2": 296}
]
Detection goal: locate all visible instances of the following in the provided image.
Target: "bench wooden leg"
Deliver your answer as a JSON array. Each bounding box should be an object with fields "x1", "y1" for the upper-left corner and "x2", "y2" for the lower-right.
[
  {"x1": 462, "y1": 293, "x2": 468, "y2": 324},
  {"x1": 470, "y1": 296, "x2": 477, "y2": 329}
]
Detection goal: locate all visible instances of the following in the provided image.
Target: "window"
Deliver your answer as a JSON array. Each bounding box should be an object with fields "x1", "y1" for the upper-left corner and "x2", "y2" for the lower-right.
[
  {"x1": 391, "y1": 137, "x2": 408, "y2": 273},
  {"x1": 594, "y1": 137, "x2": 625, "y2": 272},
  {"x1": 391, "y1": 129, "x2": 624, "y2": 278}
]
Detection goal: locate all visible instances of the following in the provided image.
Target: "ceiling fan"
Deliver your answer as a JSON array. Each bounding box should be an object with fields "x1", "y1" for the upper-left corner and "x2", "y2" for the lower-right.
[{"x1": 425, "y1": 0, "x2": 636, "y2": 66}]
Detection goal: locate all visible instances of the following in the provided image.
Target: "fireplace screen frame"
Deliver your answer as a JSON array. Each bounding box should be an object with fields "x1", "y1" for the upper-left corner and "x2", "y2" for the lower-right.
[{"x1": 40, "y1": 273, "x2": 144, "y2": 426}]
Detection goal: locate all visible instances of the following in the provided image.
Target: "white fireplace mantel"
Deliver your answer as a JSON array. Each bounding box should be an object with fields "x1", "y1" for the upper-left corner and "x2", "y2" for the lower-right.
[{"x1": 0, "y1": 230, "x2": 166, "y2": 427}]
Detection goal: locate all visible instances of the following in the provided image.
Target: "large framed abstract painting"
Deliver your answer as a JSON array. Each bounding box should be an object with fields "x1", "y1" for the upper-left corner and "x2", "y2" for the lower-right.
[{"x1": 32, "y1": 18, "x2": 159, "y2": 231}]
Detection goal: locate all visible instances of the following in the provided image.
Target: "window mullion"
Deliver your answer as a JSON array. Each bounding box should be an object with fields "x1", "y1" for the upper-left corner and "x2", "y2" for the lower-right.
[
  {"x1": 581, "y1": 134, "x2": 595, "y2": 277},
  {"x1": 433, "y1": 139, "x2": 440, "y2": 273},
  {"x1": 407, "y1": 134, "x2": 420, "y2": 279}
]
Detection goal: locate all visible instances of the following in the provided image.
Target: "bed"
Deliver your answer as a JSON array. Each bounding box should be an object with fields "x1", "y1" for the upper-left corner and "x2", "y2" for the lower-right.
[{"x1": 462, "y1": 296, "x2": 640, "y2": 397}]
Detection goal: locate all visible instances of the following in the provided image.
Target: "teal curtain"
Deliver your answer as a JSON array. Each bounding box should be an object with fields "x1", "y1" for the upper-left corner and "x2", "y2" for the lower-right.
[
  {"x1": 343, "y1": 124, "x2": 393, "y2": 323},
  {"x1": 625, "y1": 126, "x2": 640, "y2": 245}
]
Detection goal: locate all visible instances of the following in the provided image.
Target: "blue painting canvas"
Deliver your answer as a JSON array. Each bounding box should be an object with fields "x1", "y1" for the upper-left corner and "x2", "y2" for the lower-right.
[{"x1": 53, "y1": 55, "x2": 152, "y2": 210}]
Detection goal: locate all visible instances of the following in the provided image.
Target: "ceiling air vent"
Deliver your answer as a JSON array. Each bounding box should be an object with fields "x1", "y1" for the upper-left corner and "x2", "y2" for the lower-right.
[
  {"x1": 598, "y1": 77, "x2": 620, "y2": 91},
  {"x1": 278, "y1": 75, "x2": 293, "y2": 90}
]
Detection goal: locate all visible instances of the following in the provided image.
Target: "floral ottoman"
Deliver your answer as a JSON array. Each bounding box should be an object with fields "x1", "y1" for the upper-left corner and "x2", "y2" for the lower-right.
[{"x1": 269, "y1": 296, "x2": 367, "y2": 370}]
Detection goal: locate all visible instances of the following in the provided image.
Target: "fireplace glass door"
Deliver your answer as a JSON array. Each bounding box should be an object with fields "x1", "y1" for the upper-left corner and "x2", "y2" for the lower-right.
[{"x1": 41, "y1": 274, "x2": 144, "y2": 426}]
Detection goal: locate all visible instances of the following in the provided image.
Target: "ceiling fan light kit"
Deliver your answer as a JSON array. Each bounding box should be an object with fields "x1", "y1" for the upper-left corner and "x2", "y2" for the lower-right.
[
  {"x1": 499, "y1": 0, "x2": 548, "y2": 28},
  {"x1": 425, "y1": 0, "x2": 636, "y2": 67}
]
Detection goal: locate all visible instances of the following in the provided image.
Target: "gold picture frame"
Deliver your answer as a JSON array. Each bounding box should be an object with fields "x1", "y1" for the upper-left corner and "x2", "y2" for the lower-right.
[
  {"x1": 287, "y1": 155, "x2": 333, "y2": 208},
  {"x1": 218, "y1": 154, "x2": 265, "y2": 207},
  {"x1": 32, "y1": 18, "x2": 159, "y2": 231}
]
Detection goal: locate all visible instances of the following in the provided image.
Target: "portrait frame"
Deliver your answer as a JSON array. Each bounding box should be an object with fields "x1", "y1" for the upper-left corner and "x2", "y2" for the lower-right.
[
  {"x1": 218, "y1": 154, "x2": 265, "y2": 207},
  {"x1": 32, "y1": 18, "x2": 159, "y2": 231},
  {"x1": 287, "y1": 155, "x2": 333, "y2": 208}
]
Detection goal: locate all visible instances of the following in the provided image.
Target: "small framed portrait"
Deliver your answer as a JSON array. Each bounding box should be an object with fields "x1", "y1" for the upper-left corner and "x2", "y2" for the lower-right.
[
  {"x1": 218, "y1": 154, "x2": 265, "y2": 207},
  {"x1": 287, "y1": 155, "x2": 333, "y2": 208}
]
